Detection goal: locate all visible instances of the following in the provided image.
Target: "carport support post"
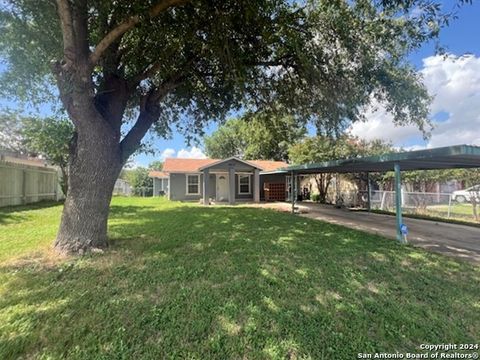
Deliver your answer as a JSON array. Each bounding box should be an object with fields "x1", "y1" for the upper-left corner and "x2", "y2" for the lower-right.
[
  {"x1": 394, "y1": 163, "x2": 405, "y2": 243},
  {"x1": 367, "y1": 173, "x2": 372, "y2": 212},
  {"x1": 253, "y1": 169, "x2": 260, "y2": 203},
  {"x1": 291, "y1": 170, "x2": 295, "y2": 214}
]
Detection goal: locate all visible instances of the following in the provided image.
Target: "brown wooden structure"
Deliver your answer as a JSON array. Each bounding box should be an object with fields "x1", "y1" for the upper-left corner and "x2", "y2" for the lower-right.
[{"x1": 264, "y1": 182, "x2": 286, "y2": 201}]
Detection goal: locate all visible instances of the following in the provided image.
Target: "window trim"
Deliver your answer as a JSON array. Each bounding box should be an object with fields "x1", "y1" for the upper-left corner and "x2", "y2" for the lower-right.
[
  {"x1": 238, "y1": 174, "x2": 251, "y2": 194},
  {"x1": 186, "y1": 174, "x2": 201, "y2": 195}
]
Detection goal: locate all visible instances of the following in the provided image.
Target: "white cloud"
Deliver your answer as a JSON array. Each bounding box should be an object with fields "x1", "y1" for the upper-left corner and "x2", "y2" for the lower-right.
[
  {"x1": 348, "y1": 105, "x2": 421, "y2": 145},
  {"x1": 350, "y1": 54, "x2": 480, "y2": 148},
  {"x1": 160, "y1": 148, "x2": 176, "y2": 160},
  {"x1": 177, "y1": 146, "x2": 206, "y2": 159},
  {"x1": 158, "y1": 146, "x2": 206, "y2": 161}
]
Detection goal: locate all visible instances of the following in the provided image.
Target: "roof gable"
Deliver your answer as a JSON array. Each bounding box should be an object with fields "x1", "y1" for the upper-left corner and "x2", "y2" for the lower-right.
[{"x1": 198, "y1": 157, "x2": 263, "y2": 170}]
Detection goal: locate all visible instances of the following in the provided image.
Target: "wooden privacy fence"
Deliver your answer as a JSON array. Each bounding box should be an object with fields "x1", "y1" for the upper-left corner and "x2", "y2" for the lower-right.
[{"x1": 0, "y1": 161, "x2": 63, "y2": 207}]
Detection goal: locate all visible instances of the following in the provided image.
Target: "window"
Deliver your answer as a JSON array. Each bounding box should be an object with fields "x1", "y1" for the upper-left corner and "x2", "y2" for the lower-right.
[
  {"x1": 186, "y1": 174, "x2": 200, "y2": 195},
  {"x1": 238, "y1": 174, "x2": 251, "y2": 194}
]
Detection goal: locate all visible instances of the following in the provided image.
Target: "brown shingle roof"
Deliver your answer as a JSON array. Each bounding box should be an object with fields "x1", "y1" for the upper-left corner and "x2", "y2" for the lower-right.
[
  {"x1": 162, "y1": 157, "x2": 288, "y2": 173},
  {"x1": 250, "y1": 160, "x2": 289, "y2": 172},
  {"x1": 148, "y1": 170, "x2": 169, "y2": 178}
]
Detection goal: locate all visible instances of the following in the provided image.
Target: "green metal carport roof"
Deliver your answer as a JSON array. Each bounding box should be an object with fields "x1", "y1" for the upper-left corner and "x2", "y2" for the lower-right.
[
  {"x1": 282, "y1": 144, "x2": 480, "y2": 244},
  {"x1": 284, "y1": 144, "x2": 480, "y2": 174}
]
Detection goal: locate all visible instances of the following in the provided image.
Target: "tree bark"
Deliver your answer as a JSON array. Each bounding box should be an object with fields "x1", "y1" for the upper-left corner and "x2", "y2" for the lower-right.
[
  {"x1": 54, "y1": 125, "x2": 123, "y2": 254},
  {"x1": 315, "y1": 173, "x2": 331, "y2": 204},
  {"x1": 50, "y1": 0, "x2": 189, "y2": 255}
]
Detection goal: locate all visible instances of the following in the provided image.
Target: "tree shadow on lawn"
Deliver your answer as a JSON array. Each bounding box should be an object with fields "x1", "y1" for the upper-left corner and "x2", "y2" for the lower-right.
[{"x1": 1, "y1": 205, "x2": 479, "y2": 359}]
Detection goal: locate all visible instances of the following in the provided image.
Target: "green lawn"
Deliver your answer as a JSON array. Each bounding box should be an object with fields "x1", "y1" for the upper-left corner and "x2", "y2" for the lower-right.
[
  {"x1": 0, "y1": 197, "x2": 479, "y2": 359},
  {"x1": 426, "y1": 203, "x2": 478, "y2": 222}
]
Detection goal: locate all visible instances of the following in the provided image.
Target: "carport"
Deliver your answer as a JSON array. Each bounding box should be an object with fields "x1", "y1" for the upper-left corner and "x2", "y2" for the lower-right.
[{"x1": 285, "y1": 144, "x2": 480, "y2": 243}]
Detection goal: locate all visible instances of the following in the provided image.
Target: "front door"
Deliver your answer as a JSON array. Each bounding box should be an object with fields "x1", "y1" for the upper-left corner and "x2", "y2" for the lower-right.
[{"x1": 216, "y1": 174, "x2": 229, "y2": 202}]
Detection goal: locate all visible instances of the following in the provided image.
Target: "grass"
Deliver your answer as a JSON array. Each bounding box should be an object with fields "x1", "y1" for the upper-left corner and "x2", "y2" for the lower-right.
[
  {"x1": 427, "y1": 203, "x2": 478, "y2": 222},
  {"x1": 370, "y1": 208, "x2": 480, "y2": 228},
  {"x1": 367, "y1": 202, "x2": 480, "y2": 227},
  {"x1": 0, "y1": 197, "x2": 479, "y2": 359}
]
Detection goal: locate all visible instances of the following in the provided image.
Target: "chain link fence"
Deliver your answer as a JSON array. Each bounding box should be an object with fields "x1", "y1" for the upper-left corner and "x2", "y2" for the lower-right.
[
  {"x1": 340, "y1": 190, "x2": 480, "y2": 223},
  {"x1": 132, "y1": 187, "x2": 153, "y2": 197}
]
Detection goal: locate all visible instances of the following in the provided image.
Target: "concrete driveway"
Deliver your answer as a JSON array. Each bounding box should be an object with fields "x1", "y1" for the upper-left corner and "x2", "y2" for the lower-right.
[{"x1": 259, "y1": 202, "x2": 480, "y2": 264}]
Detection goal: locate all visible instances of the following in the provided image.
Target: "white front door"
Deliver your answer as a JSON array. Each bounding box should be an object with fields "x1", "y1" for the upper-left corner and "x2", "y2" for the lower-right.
[{"x1": 216, "y1": 174, "x2": 229, "y2": 202}]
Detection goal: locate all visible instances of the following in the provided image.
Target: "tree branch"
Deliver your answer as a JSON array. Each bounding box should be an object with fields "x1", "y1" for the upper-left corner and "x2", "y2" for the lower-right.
[
  {"x1": 72, "y1": 0, "x2": 90, "y2": 59},
  {"x1": 120, "y1": 73, "x2": 186, "y2": 161},
  {"x1": 90, "y1": 0, "x2": 189, "y2": 66},
  {"x1": 56, "y1": 0, "x2": 76, "y2": 65},
  {"x1": 129, "y1": 61, "x2": 164, "y2": 87}
]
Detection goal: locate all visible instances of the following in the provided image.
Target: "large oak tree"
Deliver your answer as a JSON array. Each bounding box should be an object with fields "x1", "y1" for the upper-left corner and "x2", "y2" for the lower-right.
[{"x1": 0, "y1": 0, "x2": 460, "y2": 253}]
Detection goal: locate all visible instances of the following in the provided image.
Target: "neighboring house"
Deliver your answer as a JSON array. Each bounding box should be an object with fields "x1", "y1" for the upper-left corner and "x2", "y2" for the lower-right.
[
  {"x1": 0, "y1": 150, "x2": 64, "y2": 207},
  {"x1": 0, "y1": 150, "x2": 50, "y2": 167},
  {"x1": 149, "y1": 157, "x2": 294, "y2": 204},
  {"x1": 302, "y1": 173, "x2": 464, "y2": 207},
  {"x1": 113, "y1": 178, "x2": 132, "y2": 196},
  {"x1": 149, "y1": 171, "x2": 169, "y2": 196}
]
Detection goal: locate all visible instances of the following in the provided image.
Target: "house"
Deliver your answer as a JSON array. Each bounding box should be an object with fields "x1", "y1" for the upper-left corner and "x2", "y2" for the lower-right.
[
  {"x1": 149, "y1": 157, "x2": 293, "y2": 204},
  {"x1": 148, "y1": 170, "x2": 169, "y2": 196},
  {"x1": 113, "y1": 178, "x2": 132, "y2": 196},
  {"x1": 0, "y1": 150, "x2": 64, "y2": 207}
]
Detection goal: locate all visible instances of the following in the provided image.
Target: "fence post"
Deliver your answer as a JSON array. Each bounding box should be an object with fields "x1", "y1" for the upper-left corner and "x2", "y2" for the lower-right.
[
  {"x1": 380, "y1": 191, "x2": 386, "y2": 210},
  {"x1": 22, "y1": 169, "x2": 27, "y2": 205},
  {"x1": 447, "y1": 195, "x2": 452, "y2": 218},
  {"x1": 394, "y1": 163, "x2": 405, "y2": 244}
]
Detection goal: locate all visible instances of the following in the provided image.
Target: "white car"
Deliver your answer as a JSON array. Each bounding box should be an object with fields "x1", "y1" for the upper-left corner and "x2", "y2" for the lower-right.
[{"x1": 452, "y1": 185, "x2": 480, "y2": 203}]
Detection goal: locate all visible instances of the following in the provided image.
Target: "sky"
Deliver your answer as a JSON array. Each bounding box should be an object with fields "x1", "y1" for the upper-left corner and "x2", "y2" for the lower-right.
[
  {"x1": 135, "y1": 0, "x2": 480, "y2": 166},
  {"x1": 350, "y1": 0, "x2": 480, "y2": 151},
  {"x1": 1, "y1": 1, "x2": 479, "y2": 166}
]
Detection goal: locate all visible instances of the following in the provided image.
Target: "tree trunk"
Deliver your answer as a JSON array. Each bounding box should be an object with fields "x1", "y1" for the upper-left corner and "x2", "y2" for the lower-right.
[
  {"x1": 59, "y1": 164, "x2": 69, "y2": 196},
  {"x1": 54, "y1": 128, "x2": 122, "y2": 254},
  {"x1": 315, "y1": 174, "x2": 331, "y2": 204}
]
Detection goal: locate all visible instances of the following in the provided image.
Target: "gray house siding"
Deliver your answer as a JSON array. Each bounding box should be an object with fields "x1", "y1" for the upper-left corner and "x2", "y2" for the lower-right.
[
  {"x1": 207, "y1": 160, "x2": 254, "y2": 172},
  {"x1": 169, "y1": 173, "x2": 203, "y2": 201},
  {"x1": 208, "y1": 174, "x2": 216, "y2": 199},
  {"x1": 169, "y1": 173, "x2": 218, "y2": 201},
  {"x1": 168, "y1": 172, "x2": 290, "y2": 201},
  {"x1": 167, "y1": 157, "x2": 288, "y2": 202}
]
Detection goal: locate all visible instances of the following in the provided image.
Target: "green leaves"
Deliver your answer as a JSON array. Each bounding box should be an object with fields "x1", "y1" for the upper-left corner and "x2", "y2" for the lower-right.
[
  {"x1": 204, "y1": 114, "x2": 306, "y2": 161},
  {"x1": 124, "y1": 166, "x2": 153, "y2": 195},
  {"x1": 0, "y1": 0, "x2": 470, "y2": 141},
  {"x1": 0, "y1": 113, "x2": 73, "y2": 166},
  {"x1": 0, "y1": 113, "x2": 73, "y2": 194}
]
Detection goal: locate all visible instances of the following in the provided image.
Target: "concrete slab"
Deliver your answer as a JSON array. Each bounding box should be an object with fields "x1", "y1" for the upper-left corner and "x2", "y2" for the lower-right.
[{"x1": 257, "y1": 202, "x2": 480, "y2": 264}]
